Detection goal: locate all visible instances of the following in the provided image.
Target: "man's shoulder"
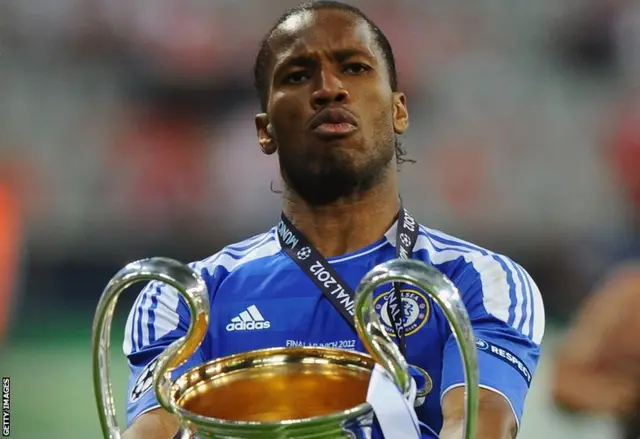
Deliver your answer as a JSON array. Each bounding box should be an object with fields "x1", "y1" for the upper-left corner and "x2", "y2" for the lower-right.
[
  {"x1": 417, "y1": 223, "x2": 544, "y2": 344},
  {"x1": 415, "y1": 223, "x2": 515, "y2": 268},
  {"x1": 414, "y1": 222, "x2": 539, "y2": 302},
  {"x1": 188, "y1": 228, "x2": 284, "y2": 278}
]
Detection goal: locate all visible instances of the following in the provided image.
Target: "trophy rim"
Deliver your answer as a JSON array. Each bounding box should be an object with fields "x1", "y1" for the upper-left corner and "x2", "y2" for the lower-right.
[{"x1": 169, "y1": 345, "x2": 375, "y2": 429}]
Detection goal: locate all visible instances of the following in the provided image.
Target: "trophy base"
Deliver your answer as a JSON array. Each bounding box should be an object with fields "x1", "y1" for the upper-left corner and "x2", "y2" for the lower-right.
[{"x1": 172, "y1": 347, "x2": 375, "y2": 422}]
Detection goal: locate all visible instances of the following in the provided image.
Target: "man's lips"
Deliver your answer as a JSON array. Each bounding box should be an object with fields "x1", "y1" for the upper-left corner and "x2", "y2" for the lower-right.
[
  {"x1": 309, "y1": 108, "x2": 358, "y2": 138},
  {"x1": 313, "y1": 122, "x2": 358, "y2": 136}
]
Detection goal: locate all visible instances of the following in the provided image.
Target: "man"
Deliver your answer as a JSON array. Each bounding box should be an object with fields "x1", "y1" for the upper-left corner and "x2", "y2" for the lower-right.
[
  {"x1": 552, "y1": 263, "x2": 640, "y2": 438},
  {"x1": 121, "y1": 2, "x2": 545, "y2": 438},
  {"x1": 552, "y1": 91, "x2": 640, "y2": 439}
]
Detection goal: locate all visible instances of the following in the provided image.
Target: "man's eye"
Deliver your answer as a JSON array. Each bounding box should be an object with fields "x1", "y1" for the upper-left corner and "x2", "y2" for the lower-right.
[
  {"x1": 284, "y1": 71, "x2": 310, "y2": 84},
  {"x1": 343, "y1": 63, "x2": 370, "y2": 74}
]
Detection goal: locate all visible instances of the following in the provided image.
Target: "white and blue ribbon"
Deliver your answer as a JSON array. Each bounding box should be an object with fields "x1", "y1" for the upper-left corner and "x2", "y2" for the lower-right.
[{"x1": 366, "y1": 364, "x2": 422, "y2": 439}]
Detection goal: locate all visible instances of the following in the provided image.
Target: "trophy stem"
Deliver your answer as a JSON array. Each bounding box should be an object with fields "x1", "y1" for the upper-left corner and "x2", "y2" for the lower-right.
[
  {"x1": 355, "y1": 259, "x2": 479, "y2": 439},
  {"x1": 91, "y1": 258, "x2": 209, "y2": 439}
]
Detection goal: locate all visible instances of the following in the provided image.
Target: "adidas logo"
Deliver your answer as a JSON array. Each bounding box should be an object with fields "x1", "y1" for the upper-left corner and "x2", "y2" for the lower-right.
[{"x1": 225, "y1": 305, "x2": 271, "y2": 331}]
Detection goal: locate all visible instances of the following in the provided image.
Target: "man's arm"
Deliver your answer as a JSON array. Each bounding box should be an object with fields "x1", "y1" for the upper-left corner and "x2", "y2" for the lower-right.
[
  {"x1": 434, "y1": 248, "x2": 545, "y2": 439},
  {"x1": 122, "y1": 278, "x2": 209, "y2": 437},
  {"x1": 552, "y1": 262, "x2": 640, "y2": 417},
  {"x1": 122, "y1": 408, "x2": 180, "y2": 439},
  {"x1": 440, "y1": 387, "x2": 516, "y2": 439}
]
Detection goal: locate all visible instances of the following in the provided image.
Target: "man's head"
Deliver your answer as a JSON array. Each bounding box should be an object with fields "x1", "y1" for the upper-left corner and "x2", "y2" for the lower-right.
[{"x1": 253, "y1": 1, "x2": 410, "y2": 205}]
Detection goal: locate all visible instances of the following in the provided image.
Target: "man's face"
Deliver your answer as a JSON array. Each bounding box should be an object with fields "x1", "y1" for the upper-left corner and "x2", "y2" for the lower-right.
[{"x1": 255, "y1": 9, "x2": 409, "y2": 205}]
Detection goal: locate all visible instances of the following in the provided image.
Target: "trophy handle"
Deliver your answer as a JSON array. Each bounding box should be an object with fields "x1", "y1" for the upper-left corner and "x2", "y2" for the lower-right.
[
  {"x1": 354, "y1": 258, "x2": 479, "y2": 439},
  {"x1": 91, "y1": 257, "x2": 209, "y2": 439}
]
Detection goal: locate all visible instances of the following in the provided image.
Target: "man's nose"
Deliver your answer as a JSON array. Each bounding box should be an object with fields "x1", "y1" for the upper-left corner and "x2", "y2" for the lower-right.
[{"x1": 310, "y1": 69, "x2": 349, "y2": 109}]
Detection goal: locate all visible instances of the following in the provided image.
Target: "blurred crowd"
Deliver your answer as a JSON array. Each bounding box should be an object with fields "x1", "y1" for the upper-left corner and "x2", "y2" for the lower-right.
[{"x1": 0, "y1": 0, "x2": 637, "y2": 251}]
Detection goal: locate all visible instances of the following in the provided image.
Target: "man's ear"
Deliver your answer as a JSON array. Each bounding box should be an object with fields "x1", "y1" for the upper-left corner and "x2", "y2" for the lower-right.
[
  {"x1": 392, "y1": 92, "x2": 409, "y2": 135},
  {"x1": 255, "y1": 113, "x2": 276, "y2": 155}
]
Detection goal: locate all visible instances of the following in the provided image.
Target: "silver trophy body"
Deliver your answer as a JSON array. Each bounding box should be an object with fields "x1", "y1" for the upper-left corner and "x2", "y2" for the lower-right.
[{"x1": 92, "y1": 257, "x2": 479, "y2": 438}]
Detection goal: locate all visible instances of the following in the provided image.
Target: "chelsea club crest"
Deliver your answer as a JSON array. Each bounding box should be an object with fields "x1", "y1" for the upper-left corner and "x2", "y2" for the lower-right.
[{"x1": 373, "y1": 289, "x2": 431, "y2": 336}]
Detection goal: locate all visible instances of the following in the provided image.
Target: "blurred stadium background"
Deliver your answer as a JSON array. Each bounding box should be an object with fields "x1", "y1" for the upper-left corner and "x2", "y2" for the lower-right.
[{"x1": 1, "y1": 0, "x2": 639, "y2": 437}]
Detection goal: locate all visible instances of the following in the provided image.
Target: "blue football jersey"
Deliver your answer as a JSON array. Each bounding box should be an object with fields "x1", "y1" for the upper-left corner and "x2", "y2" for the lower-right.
[{"x1": 123, "y1": 220, "x2": 545, "y2": 435}]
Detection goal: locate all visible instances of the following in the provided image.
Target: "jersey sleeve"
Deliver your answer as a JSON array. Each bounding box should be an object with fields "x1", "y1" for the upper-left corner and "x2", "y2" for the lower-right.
[
  {"x1": 440, "y1": 253, "x2": 545, "y2": 430},
  {"x1": 122, "y1": 276, "x2": 209, "y2": 426}
]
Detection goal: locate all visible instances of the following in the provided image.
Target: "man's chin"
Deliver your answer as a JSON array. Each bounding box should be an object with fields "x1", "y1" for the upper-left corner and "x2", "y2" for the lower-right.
[
  {"x1": 286, "y1": 164, "x2": 390, "y2": 206},
  {"x1": 288, "y1": 176, "x2": 357, "y2": 206}
]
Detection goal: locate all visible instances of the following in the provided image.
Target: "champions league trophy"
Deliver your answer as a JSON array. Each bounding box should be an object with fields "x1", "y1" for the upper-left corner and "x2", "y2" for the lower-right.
[{"x1": 92, "y1": 258, "x2": 479, "y2": 438}]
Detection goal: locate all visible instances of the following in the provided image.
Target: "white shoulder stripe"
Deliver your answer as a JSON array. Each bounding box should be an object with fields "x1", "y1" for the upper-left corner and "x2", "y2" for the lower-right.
[
  {"x1": 201, "y1": 238, "x2": 281, "y2": 277},
  {"x1": 414, "y1": 234, "x2": 512, "y2": 324},
  {"x1": 199, "y1": 230, "x2": 274, "y2": 266},
  {"x1": 505, "y1": 258, "x2": 544, "y2": 344},
  {"x1": 503, "y1": 256, "x2": 525, "y2": 336},
  {"x1": 123, "y1": 279, "x2": 180, "y2": 356},
  {"x1": 224, "y1": 231, "x2": 272, "y2": 253},
  {"x1": 510, "y1": 260, "x2": 532, "y2": 336},
  {"x1": 529, "y1": 276, "x2": 545, "y2": 344},
  {"x1": 123, "y1": 292, "x2": 143, "y2": 355},
  {"x1": 415, "y1": 227, "x2": 544, "y2": 344}
]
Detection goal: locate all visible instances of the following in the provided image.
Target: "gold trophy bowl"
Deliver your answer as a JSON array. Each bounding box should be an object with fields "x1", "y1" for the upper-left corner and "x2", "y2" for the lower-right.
[{"x1": 92, "y1": 257, "x2": 479, "y2": 438}]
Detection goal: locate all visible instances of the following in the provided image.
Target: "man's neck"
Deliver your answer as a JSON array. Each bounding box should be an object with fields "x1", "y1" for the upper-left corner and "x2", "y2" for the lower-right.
[{"x1": 281, "y1": 176, "x2": 401, "y2": 258}]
